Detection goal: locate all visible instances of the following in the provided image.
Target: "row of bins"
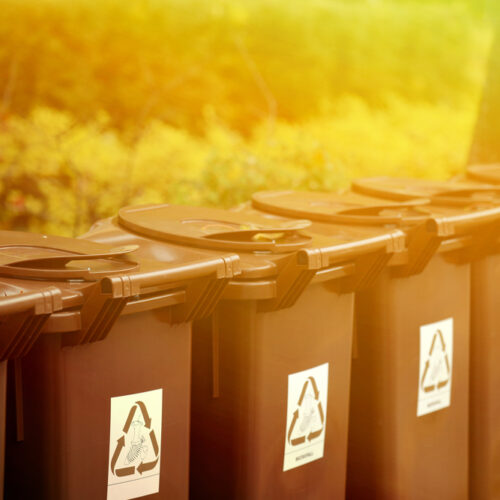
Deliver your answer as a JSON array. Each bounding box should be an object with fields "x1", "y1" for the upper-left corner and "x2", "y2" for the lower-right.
[
  {"x1": 0, "y1": 164, "x2": 499, "y2": 499},
  {"x1": 251, "y1": 183, "x2": 500, "y2": 499}
]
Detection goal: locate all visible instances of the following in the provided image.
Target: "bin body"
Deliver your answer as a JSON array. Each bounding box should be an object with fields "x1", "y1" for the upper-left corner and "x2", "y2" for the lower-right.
[
  {"x1": 469, "y1": 247, "x2": 500, "y2": 500},
  {"x1": 0, "y1": 360, "x2": 4, "y2": 500},
  {"x1": 464, "y1": 166, "x2": 500, "y2": 499},
  {"x1": 1, "y1": 230, "x2": 235, "y2": 500},
  {"x1": 0, "y1": 286, "x2": 62, "y2": 500},
  {"x1": 464, "y1": 164, "x2": 500, "y2": 499},
  {"x1": 348, "y1": 254, "x2": 470, "y2": 499},
  {"x1": 191, "y1": 282, "x2": 353, "y2": 499},
  {"x1": 7, "y1": 310, "x2": 191, "y2": 500},
  {"x1": 353, "y1": 175, "x2": 500, "y2": 500},
  {"x1": 82, "y1": 204, "x2": 403, "y2": 500}
]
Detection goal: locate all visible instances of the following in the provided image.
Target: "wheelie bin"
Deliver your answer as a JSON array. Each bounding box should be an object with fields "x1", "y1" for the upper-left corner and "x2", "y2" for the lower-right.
[
  {"x1": 251, "y1": 188, "x2": 500, "y2": 500},
  {"x1": 0, "y1": 285, "x2": 62, "y2": 500},
  {"x1": 0, "y1": 229, "x2": 239, "y2": 500},
  {"x1": 82, "y1": 204, "x2": 406, "y2": 499},
  {"x1": 353, "y1": 175, "x2": 500, "y2": 500}
]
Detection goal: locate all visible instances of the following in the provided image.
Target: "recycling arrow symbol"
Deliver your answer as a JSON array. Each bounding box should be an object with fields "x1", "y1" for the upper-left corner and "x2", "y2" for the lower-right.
[
  {"x1": 287, "y1": 376, "x2": 325, "y2": 447},
  {"x1": 110, "y1": 400, "x2": 160, "y2": 477},
  {"x1": 421, "y1": 329, "x2": 451, "y2": 393}
]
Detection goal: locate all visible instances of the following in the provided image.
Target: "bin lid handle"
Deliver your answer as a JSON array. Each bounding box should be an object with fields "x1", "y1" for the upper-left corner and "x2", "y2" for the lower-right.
[
  {"x1": 0, "y1": 245, "x2": 140, "y2": 280},
  {"x1": 333, "y1": 203, "x2": 431, "y2": 225},
  {"x1": 199, "y1": 220, "x2": 312, "y2": 250}
]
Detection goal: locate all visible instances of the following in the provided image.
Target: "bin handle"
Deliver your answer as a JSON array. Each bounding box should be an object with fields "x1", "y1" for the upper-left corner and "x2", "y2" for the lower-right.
[
  {"x1": 429, "y1": 205, "x2": 500, "y2": 237},
  {"x1": 0, "y1": 286, "x2": 62, "y2": 316},
  {"x1": 258, "y1": 230, "x2": 406, "y2": 311},
  {"x1": 395, "y1": 206, "x2": 500, "y2": 276},
  {"x1": 62, "y1": 254, "x2": 240, "y2": 346}
]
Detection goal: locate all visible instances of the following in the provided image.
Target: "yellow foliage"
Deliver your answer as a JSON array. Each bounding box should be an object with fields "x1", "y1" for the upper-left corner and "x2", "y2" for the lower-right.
[
  {"x1": 0, "y1": 0, "x2": 492, "y2": 235},
  {"x1": 0, "y1": 97, "x2": 478, "y2": 236},
  {"x1": 0, "y1": 0, "x2": 490, "y2": 133}
]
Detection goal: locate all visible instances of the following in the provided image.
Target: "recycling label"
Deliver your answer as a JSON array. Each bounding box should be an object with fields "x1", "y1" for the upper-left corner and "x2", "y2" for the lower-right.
[
  {"x1": 417, "y1": 318, "x2": 453, "y2": 417},
  {"x1": 107, "y1": 388, "x2": 162, "y2": 500},
  {"x1": 283, "y1": 363, "x2": 329, "y2": 471}
]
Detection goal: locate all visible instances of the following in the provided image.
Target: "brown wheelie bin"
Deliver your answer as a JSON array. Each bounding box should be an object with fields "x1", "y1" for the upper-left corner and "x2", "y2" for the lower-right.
[
  {"x1": 353, "y1": 176, "x2": 500, "y2": 500},
  {"x1": 82, "y1": 204, "x2": 406, "y2": 499},
  {"x1": 251, "y1": 189, "x2": 500, "y2": 500},
  {"x1": 1, "y1": 230, "x2": 238, "y2": 500},
  {"x1": 0, "y1": 284, "x2": 62, "y2": 499}
]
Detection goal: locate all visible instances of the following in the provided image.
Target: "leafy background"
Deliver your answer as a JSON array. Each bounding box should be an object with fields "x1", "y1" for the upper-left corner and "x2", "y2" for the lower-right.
[{"x1": 0, "y1": 0, "x2": 494, "y2": 235}]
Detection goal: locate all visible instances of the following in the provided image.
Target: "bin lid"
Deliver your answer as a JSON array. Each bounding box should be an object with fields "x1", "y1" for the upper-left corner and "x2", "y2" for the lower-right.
[
  {"x1": 466, "y1": 164, "x2": 500, "y2": 184},
  {"x1": 0, "y1": 230, "x2": 140, "y2": 280},
  {"x1": 251, "y1": 190, "x2": 432, "y2": 226},
  {"x1": 118, "y1": 204, "x2": 314, "y2": 252},
  {"x1": 351, "y1": 177, "x2": 500, "y2": 207}
]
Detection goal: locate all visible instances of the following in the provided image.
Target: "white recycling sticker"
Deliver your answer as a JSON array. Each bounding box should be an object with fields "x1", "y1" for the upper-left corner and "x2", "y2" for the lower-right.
[
  {"x1": 417, "y1": 318, "x2": 453, "y2": 417},
  {"x1": 283, "y1": 363, "x2": 329, "y2": 471},
  {"x1": 107, "y1": 388, "x2": 163, "y2": 500}
]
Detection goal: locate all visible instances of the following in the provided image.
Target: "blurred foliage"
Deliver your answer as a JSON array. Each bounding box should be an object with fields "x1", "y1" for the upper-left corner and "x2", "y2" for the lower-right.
[
  {"x1": 0, "y1": 0, "x2": 489, "y2": 132},
  {"x1": 0, "y1": 98, "x2": 476, "y2": 235},
  {"x1": 0, "y1": 0, "x2": 493, "y2": 235}
]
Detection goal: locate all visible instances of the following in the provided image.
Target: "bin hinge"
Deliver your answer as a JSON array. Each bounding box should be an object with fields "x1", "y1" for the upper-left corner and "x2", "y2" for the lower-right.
[
  {"x1": 339, "y1": 230, "x2": 406, "y2": 291},
  {"x1": 339, "y1": 250, "x2": 392, "y2": 292},
  {"x1": 0, "y1": 287, "x2": 63, "y2": 360},
  {"x1": 446, "y1": 219, "x2": 500, "y2": 263},
  {"x1": 258, "y1": 250, "x2": 323, "y2": 312},
  {"x1": 395, "y1": 221, "x2": 443, "y2": 276},
  {"x1": 172, "y1": 255, "x2": 241, "y2": 323},
  {"x1": 63, "y1": 277, "x2": 131, "y2": 346},
  {"x1": 0, "y1": 287, "x2": 63, "y2": 443}
]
